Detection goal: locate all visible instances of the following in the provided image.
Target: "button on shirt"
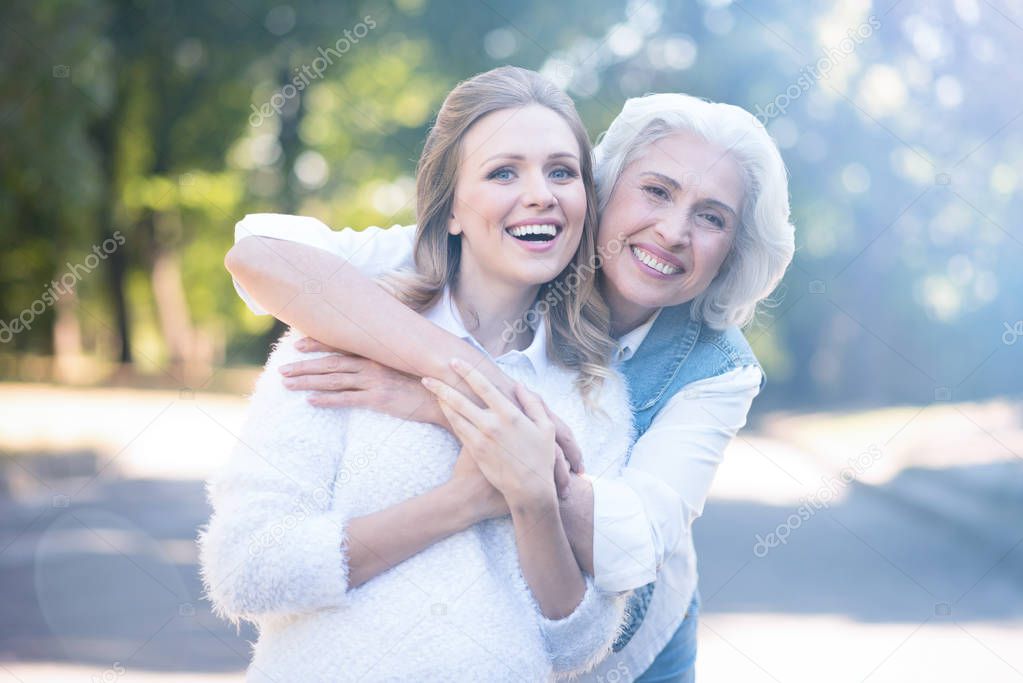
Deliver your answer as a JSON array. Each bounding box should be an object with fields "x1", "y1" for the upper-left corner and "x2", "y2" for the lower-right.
[{"x1": 232, "y1": 214, "x2": 762, "y2": 675}]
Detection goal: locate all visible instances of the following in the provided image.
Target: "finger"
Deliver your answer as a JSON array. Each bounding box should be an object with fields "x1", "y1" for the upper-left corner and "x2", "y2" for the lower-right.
[
  {"x1": 280, "y1": 354, "x2": 364, "y2": 377},
  {"x1": 436, "y1": 398, "x2": 484, "y2": 447},
  {"x1": 307, "y1": 391, "x2": 364, "y2": 408},
  {"x1": 296, "y1": 337, "x2": 341, "y2": 353},
  {"x1": 283, "y1": 373, "x2": 363, "y2": 392},
  {"x1": 422, "y1": 377, "x2": 490, "y2": 427},
  {"x1": 562, "y1": 443, "x2": 585, "y2": 475},
  {"x1": 544, "y1": 405, "x2": 584, "y2": 475},
  {"x1": 553, "y1": 447, "x2": 572, "y2": 500},
  {"x1": 513, "y1": 383, "x2": 553, "y2": 430},
  {"x1": 449, "y1": 359, "x2": 518, "y2": 418}
]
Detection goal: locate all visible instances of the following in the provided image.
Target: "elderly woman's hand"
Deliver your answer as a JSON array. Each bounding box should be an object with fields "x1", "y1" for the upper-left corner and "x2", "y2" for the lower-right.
[
  {"x1": 281, "y1": 339, "x2": 579, "y2": 500},
  {"x1": 422, "y1": 358, "x2": 561, "y2": 511},
  {"x1": 279, "y1": 337, "x2": 446, "y2": 426}
]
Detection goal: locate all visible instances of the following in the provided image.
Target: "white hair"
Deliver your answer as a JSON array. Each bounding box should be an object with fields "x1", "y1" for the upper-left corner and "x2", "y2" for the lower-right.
[{"x1": 593, "y1": 93, "x2": 795, "y2": 330}]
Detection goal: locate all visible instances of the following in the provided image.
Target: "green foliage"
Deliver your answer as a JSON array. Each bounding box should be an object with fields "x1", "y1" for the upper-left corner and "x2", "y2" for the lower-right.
[{"x1": 2, "y1": 0, "x2": 1020, "y2": 406}]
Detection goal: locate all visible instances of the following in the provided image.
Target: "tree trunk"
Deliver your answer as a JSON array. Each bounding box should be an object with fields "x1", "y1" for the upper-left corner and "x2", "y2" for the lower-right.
[
  {"x1": 88, "y1": 101, "x2": 133, "y2": 364},
  {"x1": 53, "y1": 284, "x2": 84, "y2": 383}
]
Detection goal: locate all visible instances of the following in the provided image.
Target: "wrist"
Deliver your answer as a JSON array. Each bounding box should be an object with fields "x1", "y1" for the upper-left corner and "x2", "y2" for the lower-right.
[
  {"x1": 437, "y1": 479, "x2": 485, "y2": 529},
  {"x1": 558, "y1": 472, "x2": 592, "y2": 512},
  {"x1": 508, "y1": 482, "x2": 558, "y2": 519}
]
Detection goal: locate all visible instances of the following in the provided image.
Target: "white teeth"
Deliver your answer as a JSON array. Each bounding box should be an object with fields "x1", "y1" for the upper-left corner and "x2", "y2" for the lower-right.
[
  {"x1": 631, "y1": 246, "x2": 681, "y2": 275},
  {"x1": 507, "y1": 223, "x2": 558, "y2": 238}
]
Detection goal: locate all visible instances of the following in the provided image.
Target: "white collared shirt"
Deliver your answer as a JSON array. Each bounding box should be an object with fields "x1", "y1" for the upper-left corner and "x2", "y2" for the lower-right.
[
  {"x1": 422, "y1": 285, "x2": 550, "y2": 374},
  {"x1": 233, "y1": 214, "x2": 762, "y2": 675}
]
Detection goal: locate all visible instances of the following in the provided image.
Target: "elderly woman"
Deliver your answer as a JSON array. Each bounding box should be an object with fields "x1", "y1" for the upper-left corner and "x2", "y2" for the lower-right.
[{"x1": 226, "y1": 92, "x2": 794, "y2": 681}]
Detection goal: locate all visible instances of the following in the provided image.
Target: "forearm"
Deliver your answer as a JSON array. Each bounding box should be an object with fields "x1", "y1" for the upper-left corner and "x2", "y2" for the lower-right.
[
  {"x1": 558, "y1": 473, "x2": 595, "y2": 576},
  {"x1": 226, "y1": 236, "x2": 517, "y2": 397},
  {"x1": 345, "y1": 479, "x2": 483, "y2": 588},
  {"x1": 511, "y1": 494, "x2": 587, "y2": 619},
  {"x1": 530, "y1": 485, "x2": 627, "y2": 675}
]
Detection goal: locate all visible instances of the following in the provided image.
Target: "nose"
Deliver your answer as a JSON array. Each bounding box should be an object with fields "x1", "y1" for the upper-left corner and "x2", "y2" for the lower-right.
[
  {"x1": 652, "y1": 207, "x2": 693, "y2": 249},
  {"x1": 521, "y1": 169, "x2": 556, "y2": 209}
]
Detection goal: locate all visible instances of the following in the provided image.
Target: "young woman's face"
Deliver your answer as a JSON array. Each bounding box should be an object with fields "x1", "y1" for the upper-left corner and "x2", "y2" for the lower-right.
[
  {"x1": 596, "y1": 131, "x2": 745, "y2": 326},
  {"x1": 450, "y1": 104, "x2": 587, "y2": 290}
]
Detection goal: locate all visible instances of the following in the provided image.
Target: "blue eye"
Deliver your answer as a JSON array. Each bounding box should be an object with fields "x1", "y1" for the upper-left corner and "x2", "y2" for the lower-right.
[
  {"x1": 550, "y1": 166, "x2": 578, "y2": 181},
  {"x1": 488, "y1": 167, "x2": 515, "y2": 181},
  {"x1": 643, "y1": 185, "x2": 670, "y2": 200},
  {"x1": 700, "y1": 212, "x2": 725, "y2": 228}
]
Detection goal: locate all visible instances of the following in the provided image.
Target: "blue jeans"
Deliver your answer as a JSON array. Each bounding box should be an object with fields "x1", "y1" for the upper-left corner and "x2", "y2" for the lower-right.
[{"x1": 634, "y1": 591, "x2": 700, "y2": 682}]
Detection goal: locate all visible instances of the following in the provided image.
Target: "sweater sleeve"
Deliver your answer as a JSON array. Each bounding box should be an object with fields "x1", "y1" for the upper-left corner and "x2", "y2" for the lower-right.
[
  {"x1": 538, "y1": 578, "x2": 630, "y2": 677},
  {"x1": 198, "y1": 331, "x2": 352, "y2": 624},
  {"x1": 538, "y1": 371, "x2": 634, "y2": 677}
]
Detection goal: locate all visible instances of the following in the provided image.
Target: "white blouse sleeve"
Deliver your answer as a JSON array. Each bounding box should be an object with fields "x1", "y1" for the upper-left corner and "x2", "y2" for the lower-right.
[
  {"x1": 591, "y1": 365, "x2": 762, "y2": 592},
  {"x1": 198, "y1": 332, "x2": 353, "y2": 624},
  {"x1": 232, "y1": 213, "x2": 416, "y2": 315}
]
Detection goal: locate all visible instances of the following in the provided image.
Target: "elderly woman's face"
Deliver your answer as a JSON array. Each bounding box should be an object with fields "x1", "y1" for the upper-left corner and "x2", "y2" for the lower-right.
[{"x1": 597, "y1": 131, "x2": 745, "y2": 330}]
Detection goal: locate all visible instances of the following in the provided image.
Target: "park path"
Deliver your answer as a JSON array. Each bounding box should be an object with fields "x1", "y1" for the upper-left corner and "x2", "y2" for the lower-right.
[{"x1": 1, "y1": 384, "x2": 1021, "y2": 682}]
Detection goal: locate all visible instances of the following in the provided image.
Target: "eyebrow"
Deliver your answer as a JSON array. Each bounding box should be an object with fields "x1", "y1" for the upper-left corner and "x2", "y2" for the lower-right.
[
  {"x1": 704, "y1": 199, "x2": 739, "y2": 219},
  {"x1": 643, "y1": 171, "x2": 682, "y2": 192},
  {"x1": 481, "y1": 151, "x2": 579, "y2": 166},
  {"x1": 641, "y1": 171, "x2": 738, "y2": 219}
]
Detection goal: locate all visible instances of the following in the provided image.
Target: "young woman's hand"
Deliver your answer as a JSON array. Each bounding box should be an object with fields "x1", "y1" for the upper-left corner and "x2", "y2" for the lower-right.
[
  {"x1": 451, "y1": 447, "x2": 509, "y2": 521},
  {"x1": 423, "y1": 358, "x2": 560, "y2": 510},
  {"x1": 279, "y1": 337, "x2": 446, "y2": 425}
]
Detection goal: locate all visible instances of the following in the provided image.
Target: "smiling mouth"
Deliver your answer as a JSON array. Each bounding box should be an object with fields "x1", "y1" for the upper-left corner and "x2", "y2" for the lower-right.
[
  {"x1": 505, "y1": 223, "x2": 560, "y2": 243},
  {"x1": 631, "y1": 245, "x2": 683, "y2": 275}
]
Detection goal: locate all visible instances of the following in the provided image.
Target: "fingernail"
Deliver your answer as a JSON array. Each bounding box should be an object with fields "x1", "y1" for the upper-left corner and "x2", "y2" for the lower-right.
[
  {"x1": 280, "y1": 365, "x2": 293, "y2": 376},
  {"x1": 421, "y1": 377, "x2": 437, "y2": 390},
  {"x1": 450, "y1": 358, "x2": 467, "y2": 371}
]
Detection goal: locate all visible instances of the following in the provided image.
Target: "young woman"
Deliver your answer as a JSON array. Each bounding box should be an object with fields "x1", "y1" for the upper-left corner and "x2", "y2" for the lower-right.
[
  {"x1": 199, "y1": 67, "x2": 634, "y2": 681},
  {"x1": 226, "y1": 93, "x2": 795, "y2": 680}
]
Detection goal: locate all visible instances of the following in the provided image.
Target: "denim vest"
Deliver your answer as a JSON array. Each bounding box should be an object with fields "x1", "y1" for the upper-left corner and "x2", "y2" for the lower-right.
[
  {"x1": 611, "y1": 301, "x2": 762, "y2": 652},
  {"x1": 621, "y1": 301, "x2": 762, "y2": 441}
]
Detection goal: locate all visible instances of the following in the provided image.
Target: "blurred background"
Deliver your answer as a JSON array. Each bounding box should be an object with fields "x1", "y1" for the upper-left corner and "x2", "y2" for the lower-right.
[{"x1": 1, "y1": 0, "x2": 1021, "y2": 681}]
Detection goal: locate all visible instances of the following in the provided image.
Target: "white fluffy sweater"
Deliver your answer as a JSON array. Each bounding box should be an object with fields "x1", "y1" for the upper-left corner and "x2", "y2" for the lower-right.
[{"x1": 199, "y1": 330, "x2": 633, "y2": 682}]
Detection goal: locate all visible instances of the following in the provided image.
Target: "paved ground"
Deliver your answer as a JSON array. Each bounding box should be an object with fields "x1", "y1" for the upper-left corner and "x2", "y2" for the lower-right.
[{"x1": 1, "y1": 384, "x2": 1021, "y2": 682}]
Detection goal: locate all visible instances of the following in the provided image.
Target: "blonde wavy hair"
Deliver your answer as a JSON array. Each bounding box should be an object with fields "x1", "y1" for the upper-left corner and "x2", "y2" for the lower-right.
[{"x1": 381, "y1": 66, "x2": 615, "y2": 399}]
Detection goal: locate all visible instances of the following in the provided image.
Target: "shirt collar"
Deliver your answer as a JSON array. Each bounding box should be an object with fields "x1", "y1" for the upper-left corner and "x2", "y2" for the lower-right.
[
  {"x1": 615, "y1": 309, "x2": 662, "y2": 363},
  {"x1": 423, "y1": 287, "x2": 547, "y2": 373}
]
